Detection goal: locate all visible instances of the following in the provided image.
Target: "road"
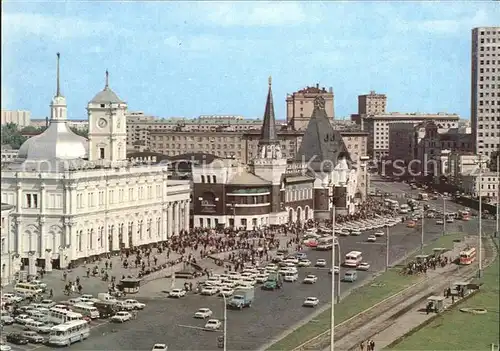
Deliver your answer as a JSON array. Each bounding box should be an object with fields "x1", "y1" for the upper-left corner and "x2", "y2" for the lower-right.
[{"x1": 4, "y1": 180, "x2": 495, "y2": 351}]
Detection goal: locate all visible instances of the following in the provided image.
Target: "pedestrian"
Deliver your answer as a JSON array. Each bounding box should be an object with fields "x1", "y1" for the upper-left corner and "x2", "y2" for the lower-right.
[
  {"x1": 49, "y1": 289, "x2": 53, "y2": 298},
  {"x1": 370, "y1": 340, "x2": 375, "y2": 351},
  {"x1": 360, "y1": 341, "x2": 365, "y2": 351}
]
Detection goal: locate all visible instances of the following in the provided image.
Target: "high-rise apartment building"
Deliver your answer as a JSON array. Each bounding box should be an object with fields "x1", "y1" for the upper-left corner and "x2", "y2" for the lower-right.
[
  {"x1": 286, "y1": 84, "x2": 334, "y2": 130},
  {"x1": 1, "y1": 110, "x2": 31, "y2": 127},
  {"x1": 471, "y1": 27, "x2": 500, "y2": 157}
]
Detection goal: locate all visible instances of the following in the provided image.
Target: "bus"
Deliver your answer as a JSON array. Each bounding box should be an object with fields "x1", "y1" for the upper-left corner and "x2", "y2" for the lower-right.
[
  {"x1": 344, "y1": 251, "x2": 363, "y2": 267},
  {"x1": 71, "y1": 303, "x2": 100, "y2": 319},
  {"x1": 459, "y1": 247, "x2": 477, "y2": 265},
  {"x1": 14, "y1": 282, "x2": 43, "y2": 297},
  {"x1": 48, "y1": 320, "x2": 90, "y2": 346},
  {"x1": 47, "y1": 307, "x2": 83, "y2": 325}
]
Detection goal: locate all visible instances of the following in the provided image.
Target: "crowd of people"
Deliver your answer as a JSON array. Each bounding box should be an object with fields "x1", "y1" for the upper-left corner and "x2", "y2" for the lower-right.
[{"x1": 400, "y1": 251, "x2": 451, "y2": 275}]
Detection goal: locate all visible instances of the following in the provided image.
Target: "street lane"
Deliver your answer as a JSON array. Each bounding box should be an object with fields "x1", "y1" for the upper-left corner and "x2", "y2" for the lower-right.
[{"x1": 53, "y1": 216, "x2": 482, "y2": 351}]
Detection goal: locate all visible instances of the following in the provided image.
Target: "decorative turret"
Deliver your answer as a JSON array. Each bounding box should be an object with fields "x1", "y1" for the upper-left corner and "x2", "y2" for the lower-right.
[
  {"x1": 50, "y1": 52, "x2": 67, "y2": 121},
  {"x1": 257, "y1": 76, "x2": 282, "y2": 160}
]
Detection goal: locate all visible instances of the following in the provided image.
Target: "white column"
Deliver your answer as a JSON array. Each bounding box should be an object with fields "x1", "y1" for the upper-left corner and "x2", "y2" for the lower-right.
[
  {"x1": 184, "y1": 200, "x2": 190, "y2": 231},
  {"x1": 14, "y1": 217, "x2": 22, "y2": 256},
  {"x1": 173, "y1": 202, "x2": 180, "y2": 236},
  {"x1": 162, "y1": 208, "x2": 167, "y2": 241},
  {"x1": 112, "y1": 225, "x2": 119, "y2": 251},
  {"x1": 167, "y1": 204, "x2": 173, "y2": 238},
  {"x1": 39, "y1": 218, "x2": 46, "y2": 257}
]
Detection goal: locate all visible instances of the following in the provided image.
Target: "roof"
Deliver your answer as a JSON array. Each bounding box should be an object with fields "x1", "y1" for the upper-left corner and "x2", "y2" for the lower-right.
[
  {"x1": 228, "y1": 171, "x2": 270, "y2": 185},
  {"x1": 259, "y1": 78, "x2": 278, "y2": 144},
  {"x1": 90, "y1": 86, "x2": 123, "y2": 104},
  {"x1": 18, "y1": 121, "x2": 88, "y2": 161},
  {"x1": 295, "y1": 96, "x2": 352, "y2": 171},
  {"x1": 284, "y1": 175, "x2": 314, "y2": 183}
]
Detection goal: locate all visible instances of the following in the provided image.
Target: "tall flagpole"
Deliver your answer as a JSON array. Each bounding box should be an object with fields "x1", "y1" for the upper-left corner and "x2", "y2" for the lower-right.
[
  {"x1": 478, "y1": 155, "x2": 483, "y2": 278},
  {"x1": 330, "y1": 202, "x2": 336, "y2": 351}
]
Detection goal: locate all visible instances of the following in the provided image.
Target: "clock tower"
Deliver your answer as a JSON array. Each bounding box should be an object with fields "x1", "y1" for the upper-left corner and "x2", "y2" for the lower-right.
[{"x1": 87, "y1": 71, "x2": 127, "y2": 162}]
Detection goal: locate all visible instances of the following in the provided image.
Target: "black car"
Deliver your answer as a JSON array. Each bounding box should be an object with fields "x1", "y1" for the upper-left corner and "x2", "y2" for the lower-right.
[{"x1": 6, "y1": 333, "x2": 29, "y2": 345}]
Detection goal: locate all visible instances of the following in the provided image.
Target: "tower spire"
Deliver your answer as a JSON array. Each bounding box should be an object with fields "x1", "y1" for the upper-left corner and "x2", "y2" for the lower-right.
[
  {"x1": 259, "y1": 76, "x2": 278, "y2": 145},
  {"x1": 56, "y1": 52, "x2": 61, "y2": 97},
  {"x1": 105, "y1": 70, "x2": 109, "y2": 89}
]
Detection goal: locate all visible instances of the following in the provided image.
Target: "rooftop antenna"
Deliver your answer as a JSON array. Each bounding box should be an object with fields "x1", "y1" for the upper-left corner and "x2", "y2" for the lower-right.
[
  {"x1": 56, "y1": 52, "x2": 61, "y2": 96},
  {"x1": 105, "y1": 70, "x2": 109, "y2": 89}
]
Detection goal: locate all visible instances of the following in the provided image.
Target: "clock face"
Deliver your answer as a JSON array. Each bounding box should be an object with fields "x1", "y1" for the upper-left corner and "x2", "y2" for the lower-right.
[{"x1": 98, "y1": 118, "x2": 108, "y2": 128}]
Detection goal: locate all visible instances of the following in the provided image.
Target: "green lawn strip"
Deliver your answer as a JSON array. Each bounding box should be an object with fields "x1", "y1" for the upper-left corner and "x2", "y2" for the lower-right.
[
  {"x1": 268, "y1": 269, "x2": 420, "y2": 350},
  {"x1": 387, "y1": 256, "x2": 499, "y2": 351}
]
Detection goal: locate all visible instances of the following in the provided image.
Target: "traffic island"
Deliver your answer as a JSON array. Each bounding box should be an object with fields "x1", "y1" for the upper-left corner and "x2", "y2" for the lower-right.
[{"x1": 385, "y1": 257, "x2": 499, "y2": 351}]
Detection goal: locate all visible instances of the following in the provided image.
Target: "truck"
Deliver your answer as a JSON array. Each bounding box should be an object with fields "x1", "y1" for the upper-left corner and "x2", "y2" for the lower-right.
[
  {"x1": 262, "y1": 272, "x2": 283, "y2": 290},
  {"x1": 228, "y1": 287, "x2": 255, "y2": 309}
]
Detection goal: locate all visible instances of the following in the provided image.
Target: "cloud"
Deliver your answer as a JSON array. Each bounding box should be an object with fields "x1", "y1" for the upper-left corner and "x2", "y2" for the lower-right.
[
  {"x1": 2, "y1": 13, "x2": 112, "y2": 42},
  {"x1": 202, "y1": 2, "x2": 311, "y2": 27},
  {"x1": 410, "y1": 8, "x2": 494, "y2": 35}
]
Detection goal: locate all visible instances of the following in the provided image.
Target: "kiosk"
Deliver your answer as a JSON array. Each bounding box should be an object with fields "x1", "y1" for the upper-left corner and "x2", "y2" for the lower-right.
[
  {"x1": 426, "y1": 296, "x2": 446, "y2": 313},
  {"x1": 415, "y1": 254, "x2": 429, "y2": 263},
  {"x1": 118, "y1": 278, "x2": 142, "y2": 294}
]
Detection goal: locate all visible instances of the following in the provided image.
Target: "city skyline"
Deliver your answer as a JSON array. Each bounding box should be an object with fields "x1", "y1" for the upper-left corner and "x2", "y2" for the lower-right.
[{"x1": 2, "y1": 2, "x2": 499, "y2": 120}]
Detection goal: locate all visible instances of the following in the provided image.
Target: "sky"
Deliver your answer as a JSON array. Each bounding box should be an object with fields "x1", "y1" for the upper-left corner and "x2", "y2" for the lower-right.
[{"x1": 1, "y1": 1, "x2": 499, "y2": 121}]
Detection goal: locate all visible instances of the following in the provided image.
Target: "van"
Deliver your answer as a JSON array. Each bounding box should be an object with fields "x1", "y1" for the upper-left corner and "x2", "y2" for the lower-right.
[
  {"x1": 344, "y1": 251, "x2": 363, "y2": 267},
  {"x1": 283, "y1": 271, "x2": 298, "y2": 282},
  {"x1": 97, "y1": 293, "x2": 116, "y2": 302},
  {"x1": 72, "y1": 303, "x2": 100, "y2": 319},
  {"x1": 343, "y1": 270, "x2": 358, "y2": 282},
  {"x1": 14, "y1": 282, "x2": 43, "y2": 297},
  {"x1": 24, "y1": 320, "x2": 52, "y2": 334}
]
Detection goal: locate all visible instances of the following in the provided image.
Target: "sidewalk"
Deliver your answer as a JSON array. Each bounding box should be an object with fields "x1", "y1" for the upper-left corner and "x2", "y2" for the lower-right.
[{"x1": 3, "y1": 231, "x2": 298, "y2": 302}]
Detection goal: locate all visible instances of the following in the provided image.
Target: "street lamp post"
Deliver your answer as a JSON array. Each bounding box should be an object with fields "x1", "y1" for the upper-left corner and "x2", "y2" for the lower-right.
[
  {"x1": 496, "y1": 156, "x2": 499, "y2": 238},
  {"x1": 478, "y1": 155, "x2": 484, "y2": 278},
  {"x1": 420, "y1": 204, "x2": 425, "y2": 253},
  {"x1": 385, "y1": 225, "x2": 390, "y2": 271},
  {"x1": 330, "y1": 201, "x2": 336, "y2": 351},
  {"x1": 442, "y1": 196, "x2": 446, "y2": 236},
  {"x1": 222, "y1": 294, "x2": 227, "y2": 351}
]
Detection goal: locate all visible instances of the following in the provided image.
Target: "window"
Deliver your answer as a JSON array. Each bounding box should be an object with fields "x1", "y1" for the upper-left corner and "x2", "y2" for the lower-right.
[
  {"x1": 25, "y1": 193, "x2": 38, "y2": 208},
  {"x1": 201, "y1": 175, "x2": 205, "y2": 183},
  {"x1": 99, "y1": 148, "x2": 105, "y2": 159},
  {"x1": 213, "y1": 175, "x2": 217, "y2": 183}
]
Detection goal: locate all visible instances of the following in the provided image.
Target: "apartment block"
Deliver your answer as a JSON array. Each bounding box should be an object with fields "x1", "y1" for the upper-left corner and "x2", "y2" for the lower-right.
[
  {"x1": 471, "y1": 27, "x2": 500, "y2": 157},
  {"x1": 286, "y1": 84, "x2": 334, "y2": 130},
  {"x1": 1, "y1": 110, "x2": 31, "y2": 127}
]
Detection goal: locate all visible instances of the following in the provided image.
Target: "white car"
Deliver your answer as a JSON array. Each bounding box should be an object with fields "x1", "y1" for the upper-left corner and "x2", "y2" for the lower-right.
[
  {"x1": 340, "y1": 230, "x2": 350, "y2": 236},
  {"x1": 255, "y1": 274, "x2": 269, "y2": 283},
  {"x1": 201, "y1": 286, "x2": 219, "y2": 296},
  {"x1": 125, "y1": 299, "x2": 146, "y2": 310},
  {"x1": 329, "y1": 266, "x2": 340, "y2": 275},
  {"x1": 357, "y1": 262, "x2": 370, "y2": 271},
  {"x1": 0, "y1": 344, "x2": 12, "y2": 351},
  {"x1": 351, "y1": 230, "x2": 362, "y2": 236},
  {"x1": 219, "y1": 287, "x2": 234, "y2": 297},
  {"x1": 303, "y1": 297, "x2": 319, "y2": 307},
  {"x1": 169, "y1": 289, "x2": 186, "y2": 298},
  {"x1": 2, "y1": 293, "x2": 23, "y2": 304},
  {"x1": 205, "y1": 319, "x2": 222, "y2": 330},
  {"x1": 115, "y1": 300, "x2": 135, "y2": 311},
  {"x1": 374, "y1": 231, "x2": 384, "y2": 237},
  {"x1": 284, "y1": 257, "x2": 299, "y2": 265},
  {"x1": 31, "y1": 280, "x2": 47, "y2": 290},
  {"x1": 446, "y1": 218, "x2": 454, "y2": 223},
  {"x1": 315, "y1": 259, "x2": 327, "y2": 267},
  {"x1": 15, "y1": 314, "x2": 34, "y2": 325},
  {"x1": 38, "y1": 299, "x2": 56, "y2": 308},
  {"x1": 298, "y1": 259, "x2": 312, "y2": 267},
  {"x1": 205, "y1": 278, "x2": 222, "y2": 286},
  {"x1": 151, "y1": 344, "x2": 168, "y2": 351},
  {"x1": 194, "y1": 308, "x2": 213, "y2": 319},
  {"x1": 436, "y1": 219, "x2": 444, "y2": 225},
  {"x1": 111, "y1": 311, "x2": 132, "y2": 323},
  {"x1": 303, "y1": 275, "x2": 318, "y2": 284},
  {"x1": 265, "y1": 264, "x2": 278, "y2": 271},
  {"x1": 367, "y1": 235, "x2": 377, "y2": 242}
]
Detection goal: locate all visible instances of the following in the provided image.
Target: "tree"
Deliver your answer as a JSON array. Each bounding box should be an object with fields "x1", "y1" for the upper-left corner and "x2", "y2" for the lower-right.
[
  {"x1": 1, "y1": 122, "x2": 28, "y2": 149},
  {"x1": 70, "y1": 126, "x2": 88, "y2": 138}
]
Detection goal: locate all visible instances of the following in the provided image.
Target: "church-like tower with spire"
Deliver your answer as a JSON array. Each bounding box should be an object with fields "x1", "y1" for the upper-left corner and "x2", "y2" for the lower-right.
[{"x1": 251, "y1": 77, "x2": 288, "y2": 221}]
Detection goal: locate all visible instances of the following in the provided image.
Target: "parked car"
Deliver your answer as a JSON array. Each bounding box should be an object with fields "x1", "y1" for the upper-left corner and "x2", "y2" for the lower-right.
[
  {"x1": 20, "y1": 331, "x2": 44, "y2": 343},
  {"x1": 15, "y1": 314, "x2": 34, "y2": 325},
  {"x1": 151, "y1": 344, "x2": 168, "y2": 351},
  {"x1": 124, "y1": 299, "x2": 146, "y2": 310},
  {"x1": 6, "y1": 333, "x2": 29, "y2": 345},
  {"x1": 315, "y1": 259, "x2": 327, "y2": 267},
  {"x1": 367, "y1": 235, "x2": 377, "y2": 242},
  {"x1": 357, "y1": 262, "x2": 370, "y2": 271},
  {"x1": 110, "y1": 311, "x2": 132, "y2": 323},
  {"x1": 201, "y1": 286, "x2": 219, "y2": 296}
]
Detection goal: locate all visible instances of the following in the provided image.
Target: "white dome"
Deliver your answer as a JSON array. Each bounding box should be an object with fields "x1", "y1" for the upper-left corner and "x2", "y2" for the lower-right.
[{"x1": 18, "y1": 121, "x2": 88, "y2": 161}]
